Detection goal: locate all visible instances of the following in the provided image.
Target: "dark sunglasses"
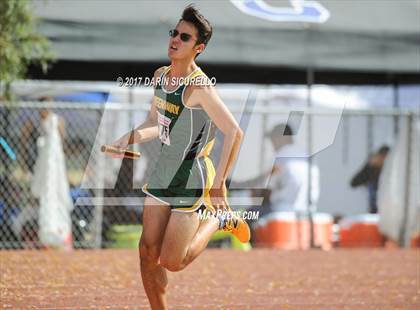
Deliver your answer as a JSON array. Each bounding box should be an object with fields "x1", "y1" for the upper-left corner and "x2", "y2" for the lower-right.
[{"x1": 169, "y1": 29, "x2": 195, "y2": 42}]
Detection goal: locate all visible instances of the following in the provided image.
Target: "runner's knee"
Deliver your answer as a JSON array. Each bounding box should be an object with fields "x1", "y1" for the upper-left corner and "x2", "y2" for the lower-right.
[
  {"x1": 159, "y1": 251, "x2": 186, "y2": 272},
  {"x1": 160, "y1": 259, "x2": 185, "y2": 272},
  {"x1": 139, "y1": 239, "x2": 160, "y2": 264}
]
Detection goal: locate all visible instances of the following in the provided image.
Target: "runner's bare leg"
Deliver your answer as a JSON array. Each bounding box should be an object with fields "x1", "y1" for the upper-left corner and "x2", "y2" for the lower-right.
[
  {"x1": 139, "y1": 197, "x2": 171, "y2": 310},
  {"x1": 159, "y1": 211, "x2": 219, "y2": 272},
  {"x1": 182, "y1": 215, "x2": 219, "y2": 266}
]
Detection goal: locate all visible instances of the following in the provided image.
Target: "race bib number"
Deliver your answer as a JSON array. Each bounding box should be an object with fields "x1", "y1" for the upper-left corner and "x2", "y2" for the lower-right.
[{"x1": 157, "y1": 112, "x2": 171, "y2": 145}]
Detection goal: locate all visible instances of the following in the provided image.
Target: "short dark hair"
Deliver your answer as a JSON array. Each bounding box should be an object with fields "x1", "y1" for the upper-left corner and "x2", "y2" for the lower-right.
[
  {"x1": 180, "y1": 5, "x2": 212, "y2": 46},
  {"x1": 378, "y1": 145, "x2": 390, "y2": 155}
]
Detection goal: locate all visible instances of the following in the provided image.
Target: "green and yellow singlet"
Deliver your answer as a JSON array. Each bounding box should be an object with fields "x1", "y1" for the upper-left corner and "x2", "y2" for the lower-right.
[{"x1": 142, "y1": 66, "x2": 216, "y2": 212}]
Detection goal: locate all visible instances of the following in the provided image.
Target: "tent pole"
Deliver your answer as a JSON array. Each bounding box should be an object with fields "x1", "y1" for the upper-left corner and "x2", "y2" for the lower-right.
[
  {"x1": 306, "y1": 67, "x2": 315, "y2": 249},
  {"x1": 393, "y1": 81, "x2": 400, "y2": 138},
  {"x1": 367, "y1": 114, "x2": 373, "y2": 154},
  {"x1": 342, "y1": 112, "x2": 349, "y2": 164},
  {"x1": 93, "y1": 110, "x2": 106, "y2": 248},
  {"x1": 260, "y1": 88, "x2": 268, "y2": 176},
  {"x1": 399, "y1": 113, "x2": 413, "y2": 247}
]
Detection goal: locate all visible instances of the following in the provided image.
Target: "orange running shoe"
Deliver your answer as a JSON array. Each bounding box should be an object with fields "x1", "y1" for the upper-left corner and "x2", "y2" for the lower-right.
[{"x1": 221, "y1": 213, "x2": 251, "y2": 243}]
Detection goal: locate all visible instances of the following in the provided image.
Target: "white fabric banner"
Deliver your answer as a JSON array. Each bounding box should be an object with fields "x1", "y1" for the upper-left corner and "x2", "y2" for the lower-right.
[
  {"x1": 31, "y1": 113, "x2": 74, "y2": 248},
  {"x1": 378, "y1": 116, "x2": 420, "y2": 245}
]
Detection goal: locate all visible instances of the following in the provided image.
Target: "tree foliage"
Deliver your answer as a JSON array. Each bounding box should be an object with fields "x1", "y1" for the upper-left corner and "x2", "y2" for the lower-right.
[{"x1": 0, "y1": 0, "x2": 54, "y2": 101}]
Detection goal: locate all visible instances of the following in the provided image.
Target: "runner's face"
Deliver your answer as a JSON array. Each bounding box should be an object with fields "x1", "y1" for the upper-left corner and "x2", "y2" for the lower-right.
[{"x1": 168, "y1": 21, "x2": 201, "y2": 60}]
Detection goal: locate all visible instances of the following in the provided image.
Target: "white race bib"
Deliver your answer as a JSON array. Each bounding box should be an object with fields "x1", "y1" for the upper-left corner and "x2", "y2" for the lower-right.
[{"x1": 157, "y1": 112, "x2": 172, "y2": 145}]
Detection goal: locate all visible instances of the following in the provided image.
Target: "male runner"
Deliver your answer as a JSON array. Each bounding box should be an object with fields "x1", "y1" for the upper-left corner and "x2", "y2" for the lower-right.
[{"x1": 111, "y1": 5, "x2": 250, "y2": 309}]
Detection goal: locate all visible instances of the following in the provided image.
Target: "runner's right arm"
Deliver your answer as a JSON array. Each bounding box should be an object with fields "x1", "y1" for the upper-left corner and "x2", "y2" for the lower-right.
[{"x1": 111, "y1": 67, "x2": 165, "y2": 148}]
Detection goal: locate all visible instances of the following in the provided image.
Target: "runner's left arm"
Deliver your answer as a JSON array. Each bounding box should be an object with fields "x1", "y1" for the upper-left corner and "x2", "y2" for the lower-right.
[{"x1": 192, "y1": 85, "x2": 243, "y2": 211}]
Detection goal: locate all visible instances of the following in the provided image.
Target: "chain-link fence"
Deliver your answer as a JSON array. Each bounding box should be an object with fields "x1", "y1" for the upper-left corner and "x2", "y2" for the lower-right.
[
  {"x1": 0, "y1": 100, "x2": 158, "y2": 249},
  {"x1": 1, "y1": 89, "x2": 418, "y2": 250}
]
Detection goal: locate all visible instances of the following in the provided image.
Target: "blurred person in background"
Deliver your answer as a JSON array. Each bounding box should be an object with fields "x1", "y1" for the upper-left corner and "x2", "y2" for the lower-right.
[
  {"x1": 232, "y1": 123, "x2": 320, "y2": 222},
  {"x1": 350, "y1": 145, "x2": 390, "y2": 214},
  {"x1": 265, "y1": 124, "x2": 320, "y2": 214}
]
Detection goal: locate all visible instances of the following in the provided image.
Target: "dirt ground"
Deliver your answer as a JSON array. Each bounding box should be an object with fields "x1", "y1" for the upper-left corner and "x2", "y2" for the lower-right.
[{"x1": 1, "y1": 249, "x2": 419, "y2": 309}]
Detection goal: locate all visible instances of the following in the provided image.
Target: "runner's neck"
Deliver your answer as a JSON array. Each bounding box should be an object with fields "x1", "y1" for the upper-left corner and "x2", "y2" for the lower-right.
[{"x1": 169, "y1": 60, "x2": 199, "y2": 78}]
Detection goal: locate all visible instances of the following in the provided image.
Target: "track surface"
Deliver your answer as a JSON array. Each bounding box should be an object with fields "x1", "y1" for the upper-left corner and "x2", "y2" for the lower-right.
[{"x1": 1, "y1": 249, "x2": 419, "y2": 309}]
